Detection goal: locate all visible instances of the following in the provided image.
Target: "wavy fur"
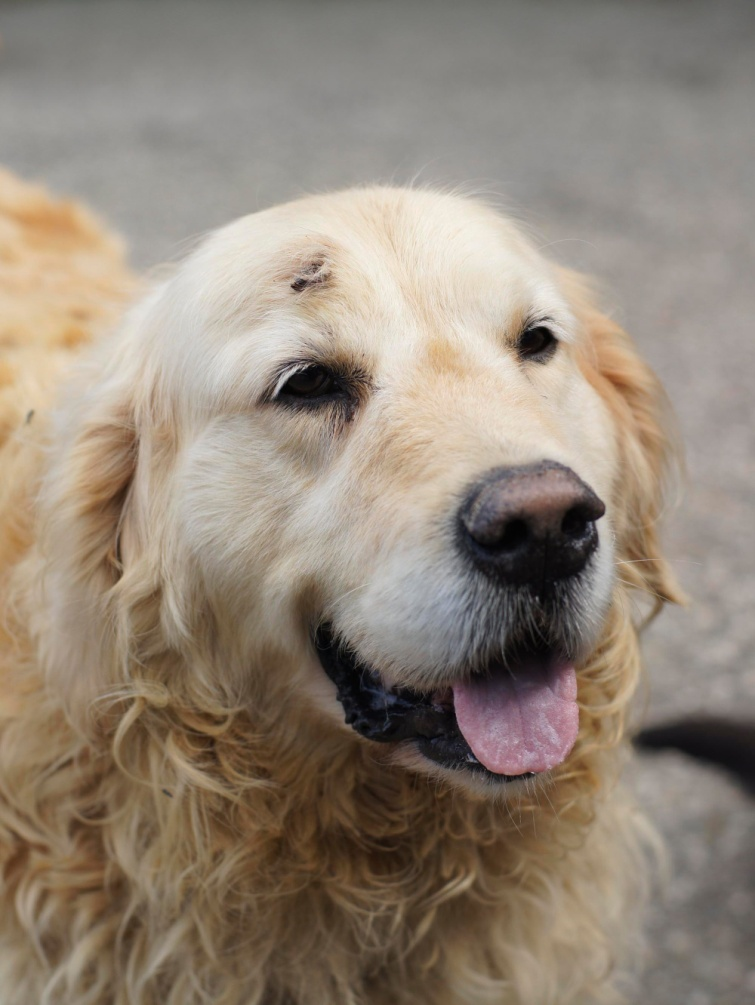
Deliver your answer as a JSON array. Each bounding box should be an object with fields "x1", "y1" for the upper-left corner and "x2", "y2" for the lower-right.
[{"x1": 0, "y1": 171, "x2": 678, "y2": 1004}]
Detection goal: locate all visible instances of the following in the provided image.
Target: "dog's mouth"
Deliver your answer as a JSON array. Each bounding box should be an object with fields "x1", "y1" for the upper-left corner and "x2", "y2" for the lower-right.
[{"x1": 314, "y1": 624, "x2": 579, "y2": 782}]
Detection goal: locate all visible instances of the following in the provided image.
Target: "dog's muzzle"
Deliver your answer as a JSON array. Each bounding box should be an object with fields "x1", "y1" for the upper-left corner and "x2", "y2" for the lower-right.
[{"x1": 316, "y1": 461, "x2": 604, "y2": 782}]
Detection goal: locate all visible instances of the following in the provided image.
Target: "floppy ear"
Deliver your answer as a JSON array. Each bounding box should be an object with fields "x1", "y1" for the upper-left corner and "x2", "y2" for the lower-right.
[
  {"x1": 34, "y1": 358, "x2": 144, "y2": 721},
  {"x1": 55, "y1": 384, "x2": 137, "y2": 590},
  {"x1": 34, "y1": 284, "x2": 229, "y2": 732},
  {"x1": 33, "y1": 279, "x2": 192, "y2": 719},
  {"x1": 558, "y1": 268, "x2": 684, "y2": 614}
]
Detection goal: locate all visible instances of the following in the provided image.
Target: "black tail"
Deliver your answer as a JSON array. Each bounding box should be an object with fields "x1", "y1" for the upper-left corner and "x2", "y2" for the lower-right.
[{"x1": 636, "y1": 717, "x2": 755, "y2": 796}]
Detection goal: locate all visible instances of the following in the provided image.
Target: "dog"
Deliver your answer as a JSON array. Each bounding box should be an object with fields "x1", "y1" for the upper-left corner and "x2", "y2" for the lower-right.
[{"x1": 0, "y1": 169, "x2": 681, "y2": 1005}]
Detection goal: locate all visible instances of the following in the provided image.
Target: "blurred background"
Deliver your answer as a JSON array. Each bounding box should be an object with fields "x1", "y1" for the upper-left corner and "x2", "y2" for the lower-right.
[{"x1": 1, "y1": 1, "x2": 753, "y2": 1000}]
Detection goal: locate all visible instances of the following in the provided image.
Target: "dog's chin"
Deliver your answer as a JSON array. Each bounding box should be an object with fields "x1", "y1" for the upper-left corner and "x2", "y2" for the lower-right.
[{"x1": 314, "y1": 622, "x2": 583, "y2": 791}]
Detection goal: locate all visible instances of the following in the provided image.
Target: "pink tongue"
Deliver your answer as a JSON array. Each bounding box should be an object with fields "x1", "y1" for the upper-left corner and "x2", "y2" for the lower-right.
[{"x1": 452, "y1": 657, "x2": 579, "y2": 776}]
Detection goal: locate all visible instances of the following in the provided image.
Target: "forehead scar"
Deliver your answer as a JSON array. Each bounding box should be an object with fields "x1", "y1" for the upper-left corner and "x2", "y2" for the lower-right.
[{"x1": 290, "y1": 257, "x2": 331, "y2": 293}]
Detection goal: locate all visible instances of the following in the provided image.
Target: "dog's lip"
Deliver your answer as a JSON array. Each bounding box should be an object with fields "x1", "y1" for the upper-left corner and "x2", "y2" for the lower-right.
[{"x1": 313, "y1": 622, "x2": 570, "y2": 781}]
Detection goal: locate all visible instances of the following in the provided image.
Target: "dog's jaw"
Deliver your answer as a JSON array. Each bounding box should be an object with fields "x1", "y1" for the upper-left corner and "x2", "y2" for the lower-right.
[{"x1": 314, "y1": 622, "x2": 581, "y2": 784}]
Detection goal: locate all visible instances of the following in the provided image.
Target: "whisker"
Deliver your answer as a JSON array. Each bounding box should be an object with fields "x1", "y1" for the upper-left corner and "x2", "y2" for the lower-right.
[
  {"x1": 535, "y1": 237, "x2": 599, "y2": 254},
  {"x1": 615, "y1": 558, "x2": 701, "y2": 567},
  {"x1": 328, "y1": 582, "x2": 372, "y2": 609},
  {"x1": 539, "y1": 780, "x2": 561, "y2": 822},
  {"x1": 615, "y1": 577, "x2": 668, "y2": 604}
]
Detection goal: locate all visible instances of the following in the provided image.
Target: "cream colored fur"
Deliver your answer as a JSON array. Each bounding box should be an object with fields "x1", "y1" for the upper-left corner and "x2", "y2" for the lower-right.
[{"x1": 0, "y1": 169, "x2": 680, "y2": 1005}]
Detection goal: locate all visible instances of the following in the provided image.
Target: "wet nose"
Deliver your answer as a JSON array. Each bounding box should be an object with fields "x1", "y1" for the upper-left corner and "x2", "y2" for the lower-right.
[{"x1": 459, "y1": 462, "x2": 606, "y2": 587}]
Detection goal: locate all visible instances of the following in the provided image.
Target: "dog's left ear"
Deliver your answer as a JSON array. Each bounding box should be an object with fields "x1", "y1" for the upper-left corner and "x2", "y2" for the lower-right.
[{"x1": 558, "y1": 268, "x2": 684, "y2": 612}]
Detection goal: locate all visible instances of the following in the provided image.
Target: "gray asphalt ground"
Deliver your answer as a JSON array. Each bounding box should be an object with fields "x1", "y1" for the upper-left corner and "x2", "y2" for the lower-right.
[{"x1": 1, "y1": 1, "x2": 754, "y2": 1001}]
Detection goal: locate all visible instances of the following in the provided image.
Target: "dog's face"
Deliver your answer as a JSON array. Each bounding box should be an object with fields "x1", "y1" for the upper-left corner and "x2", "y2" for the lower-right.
[{"x1": 45, "y1": 188, "x2": 676, "y2": 796}]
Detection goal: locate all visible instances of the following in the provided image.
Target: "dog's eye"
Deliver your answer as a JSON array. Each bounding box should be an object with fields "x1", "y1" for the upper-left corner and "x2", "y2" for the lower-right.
[
  {"x1": 518, "y1": 325, "x2": 557, "y2": 362},
  {"x1": 278, "y1": 365, "x2": 341, "y2": 400}
]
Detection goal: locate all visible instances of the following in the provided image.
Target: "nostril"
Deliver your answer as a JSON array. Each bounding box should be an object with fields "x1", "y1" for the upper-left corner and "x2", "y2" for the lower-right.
[
  {"x1": 458, "y1": 463, "x2": 606, "y2": 585},
  {"x1": 495, "y1": 518, "x2": 529, "y2": 552},
  {"x1": 561, "y1": 506, "x2": 590, "y2": 539}
]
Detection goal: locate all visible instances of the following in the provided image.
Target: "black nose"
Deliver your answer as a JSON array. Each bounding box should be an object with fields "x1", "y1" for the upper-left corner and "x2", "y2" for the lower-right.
[{"x1": 459, "y1": 462, "x2": 606, "y2": 588}]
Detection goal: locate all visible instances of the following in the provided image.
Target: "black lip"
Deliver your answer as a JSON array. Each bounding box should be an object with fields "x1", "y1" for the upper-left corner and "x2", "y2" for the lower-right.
[{"x1": 314, "y1": 623, "x2": 533, "y2": 782}]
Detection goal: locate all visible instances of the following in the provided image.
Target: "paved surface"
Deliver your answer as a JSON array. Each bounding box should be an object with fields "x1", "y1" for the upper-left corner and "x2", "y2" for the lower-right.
[{"x1": 1, "y1": 1, "x2": 754, "y2": 1000}]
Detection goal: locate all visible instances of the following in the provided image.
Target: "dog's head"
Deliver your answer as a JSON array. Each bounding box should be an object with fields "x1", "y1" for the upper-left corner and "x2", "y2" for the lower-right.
[{"x1": 38, "y1": 188, "x2": 680, "y2": 794}]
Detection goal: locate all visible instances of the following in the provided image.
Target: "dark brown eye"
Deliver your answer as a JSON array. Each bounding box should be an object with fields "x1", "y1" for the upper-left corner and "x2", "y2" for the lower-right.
[
  {"x1": 517, "y1": 325, "x2": 557, "y2": 362},
  {"x1": 278, "y1": 365, "x2": 340, "y2": 400}
]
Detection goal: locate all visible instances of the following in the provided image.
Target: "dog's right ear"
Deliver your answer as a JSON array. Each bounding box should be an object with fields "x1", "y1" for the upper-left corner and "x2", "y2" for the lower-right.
[
  {"x1": 33, "y1": 296, "x2": 172, "y2": 727},
  {"x1": 35, "y1": 359, "x2": 139, "y2": 720},
  {"x1": 54, "y1": 380, "x2": 137, "y2": 588}
]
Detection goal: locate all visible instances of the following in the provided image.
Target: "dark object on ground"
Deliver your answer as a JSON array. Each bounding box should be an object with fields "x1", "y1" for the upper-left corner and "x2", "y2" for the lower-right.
[{"x1": 637, "y1": 718, "x2": 755, "y2": 796}]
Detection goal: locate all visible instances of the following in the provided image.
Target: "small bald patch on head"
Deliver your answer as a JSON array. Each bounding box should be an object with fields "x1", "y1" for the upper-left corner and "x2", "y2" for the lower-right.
[{"x1": 290, "y1": 256, "x2": 330, "y2": 294}]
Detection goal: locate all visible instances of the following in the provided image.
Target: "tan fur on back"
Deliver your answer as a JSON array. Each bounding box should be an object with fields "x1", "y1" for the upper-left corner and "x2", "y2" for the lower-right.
[{"x1": 0, "y1": 171, "x2": 679, "y2": 1005}]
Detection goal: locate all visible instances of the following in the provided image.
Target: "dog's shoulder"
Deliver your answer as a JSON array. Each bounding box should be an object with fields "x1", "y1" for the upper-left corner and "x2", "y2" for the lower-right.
[
  {"x1": 0, "y1": 167, "x2": 134, "y2": 354},
  {"x1": 0, "y1": 168, "x2": 136, "y2": 588}
]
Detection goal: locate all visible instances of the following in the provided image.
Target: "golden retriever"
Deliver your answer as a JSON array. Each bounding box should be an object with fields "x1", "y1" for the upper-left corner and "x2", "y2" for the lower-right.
[{"x1": 0, "y1": 168, "x2": 680, "y2": 1005}]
